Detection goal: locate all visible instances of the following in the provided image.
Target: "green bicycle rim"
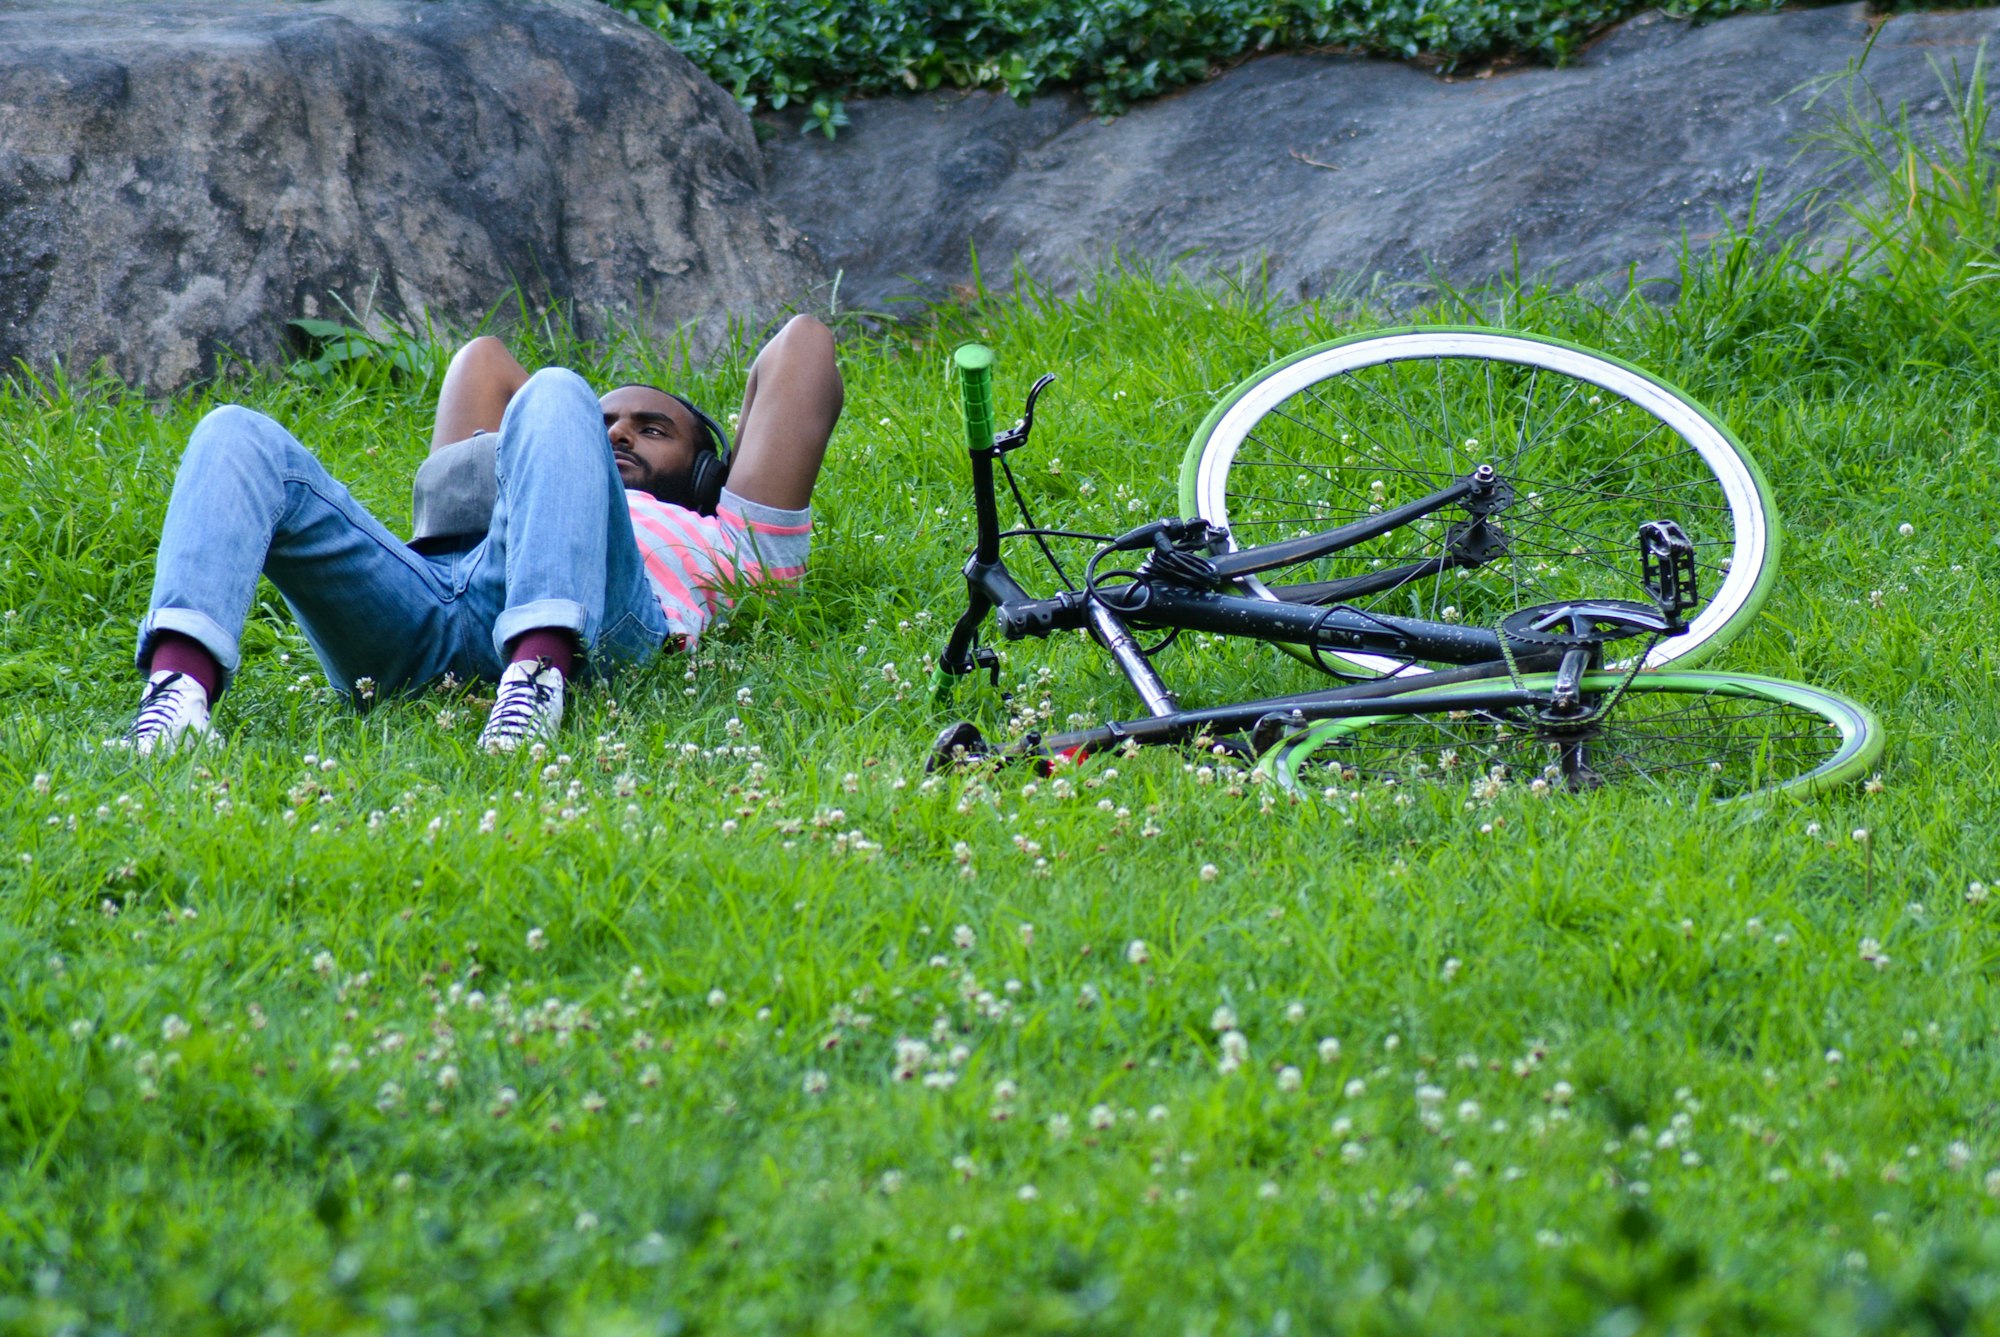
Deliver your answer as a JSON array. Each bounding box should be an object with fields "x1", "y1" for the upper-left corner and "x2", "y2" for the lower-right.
[{"x1": 1256, "y1": 670, "x2": 1881, "y2": 805}]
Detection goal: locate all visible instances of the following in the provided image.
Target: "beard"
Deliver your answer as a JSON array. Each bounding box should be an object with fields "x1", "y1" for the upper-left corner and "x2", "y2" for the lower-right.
[{"x1": 617, "y1": 448, "x2": 699, "y2": 508}]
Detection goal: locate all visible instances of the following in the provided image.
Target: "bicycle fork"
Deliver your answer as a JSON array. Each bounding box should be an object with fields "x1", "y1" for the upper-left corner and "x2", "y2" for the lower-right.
[{"x1": 1087, "y1": 599, "x2": 1179, "y2": 718}]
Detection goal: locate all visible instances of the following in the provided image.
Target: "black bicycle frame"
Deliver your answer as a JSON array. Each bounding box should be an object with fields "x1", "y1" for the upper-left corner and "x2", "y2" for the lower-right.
[{"x1": 935, "y1": 377, "x2": 1574, "y2": 756}]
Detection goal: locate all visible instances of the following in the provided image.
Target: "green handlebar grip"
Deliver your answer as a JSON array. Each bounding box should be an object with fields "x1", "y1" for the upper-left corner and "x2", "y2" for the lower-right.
[{"x1": 954, "y1": 343, "x2": 996, "y2": 455}]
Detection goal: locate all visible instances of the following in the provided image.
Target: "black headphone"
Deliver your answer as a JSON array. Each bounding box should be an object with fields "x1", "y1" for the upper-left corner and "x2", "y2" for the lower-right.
[
  {"x1": 669, "y1": 393, "x2": 733, "y2": 517},
  {"x1": 614, "y1": 384, "x2": 733, "y2": 515}
]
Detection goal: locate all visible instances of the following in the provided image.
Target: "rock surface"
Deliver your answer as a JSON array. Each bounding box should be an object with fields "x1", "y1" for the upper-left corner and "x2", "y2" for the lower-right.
[
  {"x1": 764, "y1": 5, "x2": 2000, "y2": 312},
  {"x1": 0, "y1": 0, "x2": 824, "y2": 390}
]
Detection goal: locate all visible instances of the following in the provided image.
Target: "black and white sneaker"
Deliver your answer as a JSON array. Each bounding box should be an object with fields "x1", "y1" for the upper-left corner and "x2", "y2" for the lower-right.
[
  {"x1": 479, "y1": 657, "x2": 566, "y2": 753},
  {"x1": 113, "y1": 671, "x2": 213, "y2": 756}
]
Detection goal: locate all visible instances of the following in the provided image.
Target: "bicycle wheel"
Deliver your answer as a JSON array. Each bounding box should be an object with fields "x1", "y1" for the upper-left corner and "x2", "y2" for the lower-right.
[
  {"x1": 1259, "y1": 671, "x2": 1881, "y2": 805},
  {"x1": 1180, "y1": 327, "x2": 1778, "y2": 678}
]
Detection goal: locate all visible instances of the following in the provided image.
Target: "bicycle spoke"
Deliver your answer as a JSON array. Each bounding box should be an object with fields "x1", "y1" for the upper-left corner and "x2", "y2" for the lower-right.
[{"x1": 1195, "y1": 332, "x2": 1773, "y2": 677}]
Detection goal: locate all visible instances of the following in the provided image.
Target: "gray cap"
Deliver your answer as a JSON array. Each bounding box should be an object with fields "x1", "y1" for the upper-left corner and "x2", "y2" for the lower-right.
[{"x1": 411, "y1": 432, "x2": 499, "y2": 545}]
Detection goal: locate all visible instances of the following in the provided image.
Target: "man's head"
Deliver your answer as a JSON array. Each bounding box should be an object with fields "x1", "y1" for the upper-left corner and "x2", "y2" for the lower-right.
[{"x1": 600, "y1": 384, "x2": 730, "y2": 510}]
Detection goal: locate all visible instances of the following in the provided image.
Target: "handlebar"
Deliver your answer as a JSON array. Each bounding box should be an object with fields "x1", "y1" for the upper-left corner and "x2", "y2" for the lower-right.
[
  {"x1": 954, "y1": 343, "x2": 996, "y2": 456},
  {"x1": 953, "y1": 343, "x2": 1004, "y2": 565}
]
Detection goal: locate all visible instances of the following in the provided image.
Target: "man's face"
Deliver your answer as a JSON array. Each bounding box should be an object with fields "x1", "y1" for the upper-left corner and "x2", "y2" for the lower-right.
[{"x1": 601, "y1": 385, "x2": 700, "y2": 499}]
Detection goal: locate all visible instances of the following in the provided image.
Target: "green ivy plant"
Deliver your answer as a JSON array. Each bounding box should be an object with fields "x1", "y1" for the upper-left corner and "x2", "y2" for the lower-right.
[{"x1": 607, "y1": 0, "x2": 1799, "y2": 134}]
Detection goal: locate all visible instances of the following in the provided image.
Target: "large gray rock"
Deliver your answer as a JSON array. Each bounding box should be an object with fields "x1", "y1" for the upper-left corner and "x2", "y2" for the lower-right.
[
  {"x1": 0, "y1": 0, "x2": 824, "y2": 390},
  {"x1": 765, "y1": 5, "x2": 2000, "y2": 311}
]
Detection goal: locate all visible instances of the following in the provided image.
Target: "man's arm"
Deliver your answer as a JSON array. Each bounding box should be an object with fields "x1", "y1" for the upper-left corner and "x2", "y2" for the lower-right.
[
  {"x1": 725, "y1": 315, "x2": 843, "y2": 511},
  {"x1": 432, "y1": 336, "x2": 530, "y2": 450}
]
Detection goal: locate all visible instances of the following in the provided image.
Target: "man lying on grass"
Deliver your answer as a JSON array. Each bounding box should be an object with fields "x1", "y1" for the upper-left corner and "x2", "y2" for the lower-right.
[{"x1": 119, "y1": 315, "x2": 842, "y2": 755}]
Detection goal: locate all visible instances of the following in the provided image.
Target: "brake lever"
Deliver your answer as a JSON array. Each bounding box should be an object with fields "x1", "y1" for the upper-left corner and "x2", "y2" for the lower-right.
[{"x1": 993, "y1": 373, "x2": 1057, "y2": 452}]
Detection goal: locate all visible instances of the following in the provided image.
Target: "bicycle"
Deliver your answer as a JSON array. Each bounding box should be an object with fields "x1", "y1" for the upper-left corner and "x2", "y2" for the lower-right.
[{"x1": 926, "y1": 328, "x2": 1881, "y2": 803}]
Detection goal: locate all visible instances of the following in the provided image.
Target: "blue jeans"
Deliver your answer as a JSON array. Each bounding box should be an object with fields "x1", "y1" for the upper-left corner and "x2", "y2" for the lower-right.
[{"x1": 136, "y1": 368, "x2": 669, "y2": 699}]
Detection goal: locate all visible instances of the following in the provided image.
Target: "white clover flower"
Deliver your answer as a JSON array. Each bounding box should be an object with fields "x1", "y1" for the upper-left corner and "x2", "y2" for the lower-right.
[
  {"x1": 161, "y1": 1014, "x2": 190, "y2": 1044},
  {"x1": 1284, "y1": 1002, "x2": 1306, "y2": 1025},
  {"x1": 1089, "y1": 1104, "x2": 1115, "y2": 1131},
  {"x1": 526, "y1": 927, "x2": 547, "y2": 953},
  {"x1": 1317, "y1": 1037, "x2": 1342, "y2": 1063},
  {"x1": 1441, "y1": 957, "x2": 1462, "y2": 982},
  {"x1": 1344, "y1": 1078, "x2": 1367, "y2": 1099},
  {"x1": 1210, "y1": 1005, "x2": 1237, "y2": 1032},
  {"x1": 1276, "y1": 1066, "x2": 1303, "y2": 1093},
  {"x1": 1220, "y1": 1031, "x2": 1249, "y2": 1063},
  {"x1": 1126, "y1": 939, "x2": 1151, "y2": 966},
  {"x1": 574, "y1": 1211, "x2": 599, "y2": 1233},
  {"x1": 952, "y1": 924, "x2": 976, "y2": 951},
  {"x1": 311, "y1": 951, "x2": 336, "y2": 978},
  {"x1": 581, "y1": 1091, "x2": 607, "y2": 1114},
  {"x1": 993, "y1": 1078, "x2": 1019, "y2": 1103},
  {"x1": 1198, "y1": 863, "x2": 1219, "y2": 882},
  {"x1": 1046, "y1": 1114, "x2": 1072, "y2": 1141},
  {"x1": 1969, "y1": 882, "x2": 1990, "y2": 906},
  {"x1": 1898, "y1": 522, "x2": 1915, "y2": 537},
  {"x1": 878, "y1": 1170, "x2": 904, "y2": 1195},
  {"x1": 1147, "y1": 1104, "x2": 1169, "y2": 1123},
  {"x1": 1257, "y1": 1181, "x2": 1280, "y2": 1200},
  {"x1": 1017, "y1": 1184, "x2": 1040, "y2": 1202}
]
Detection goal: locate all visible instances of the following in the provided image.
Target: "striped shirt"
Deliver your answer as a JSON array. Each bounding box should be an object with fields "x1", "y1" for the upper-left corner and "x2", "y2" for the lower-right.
[{"x1": 626, "y1": 487, "x2": 812, "y2": 645}]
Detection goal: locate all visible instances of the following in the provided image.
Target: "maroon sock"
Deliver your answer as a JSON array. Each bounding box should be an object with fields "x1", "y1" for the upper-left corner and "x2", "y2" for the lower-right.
[
  {"x1": 147, "y1": 632, "x2": 223, "y2": 702},
  {"x1": 507, "y1": 628, "x2": 577, "y2": 679}
]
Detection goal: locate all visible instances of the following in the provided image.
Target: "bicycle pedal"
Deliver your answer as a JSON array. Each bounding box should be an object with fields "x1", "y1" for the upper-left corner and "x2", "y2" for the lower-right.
[
  {"x1": 1638, "y1": 520, "x2": 1697, "y2": 629},
  {"x1": 1249, "y1": 710, "x2": 1309, "y2": 755},
  {"x1": 926, "y1": 721, "x2": 992, "y2": 773}
]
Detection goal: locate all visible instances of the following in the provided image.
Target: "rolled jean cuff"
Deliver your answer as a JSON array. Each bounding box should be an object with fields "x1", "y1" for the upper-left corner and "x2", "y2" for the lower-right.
[
  {"x1": 136, "y1": 608, "x2": 241, "y2": 696},
  {"x1": 492, "y1": 598, "x2": 590, "y2": 663}
]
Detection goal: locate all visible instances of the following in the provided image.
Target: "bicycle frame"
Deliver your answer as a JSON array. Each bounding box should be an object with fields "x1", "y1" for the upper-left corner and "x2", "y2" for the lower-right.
[{"x1": 932, "y1": 345, "x2": 1680, "y2": 766}]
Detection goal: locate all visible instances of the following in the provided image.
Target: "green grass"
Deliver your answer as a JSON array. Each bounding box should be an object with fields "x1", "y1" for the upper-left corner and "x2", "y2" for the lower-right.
[{"x1": 4, "y1": 67, "x2": 2000, "y2": 1335}]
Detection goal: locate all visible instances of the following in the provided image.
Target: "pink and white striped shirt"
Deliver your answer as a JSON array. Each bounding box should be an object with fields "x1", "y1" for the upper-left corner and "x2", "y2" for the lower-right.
[{"x1": 625, "y1": 487, "x2": 812, "y2": 645}]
